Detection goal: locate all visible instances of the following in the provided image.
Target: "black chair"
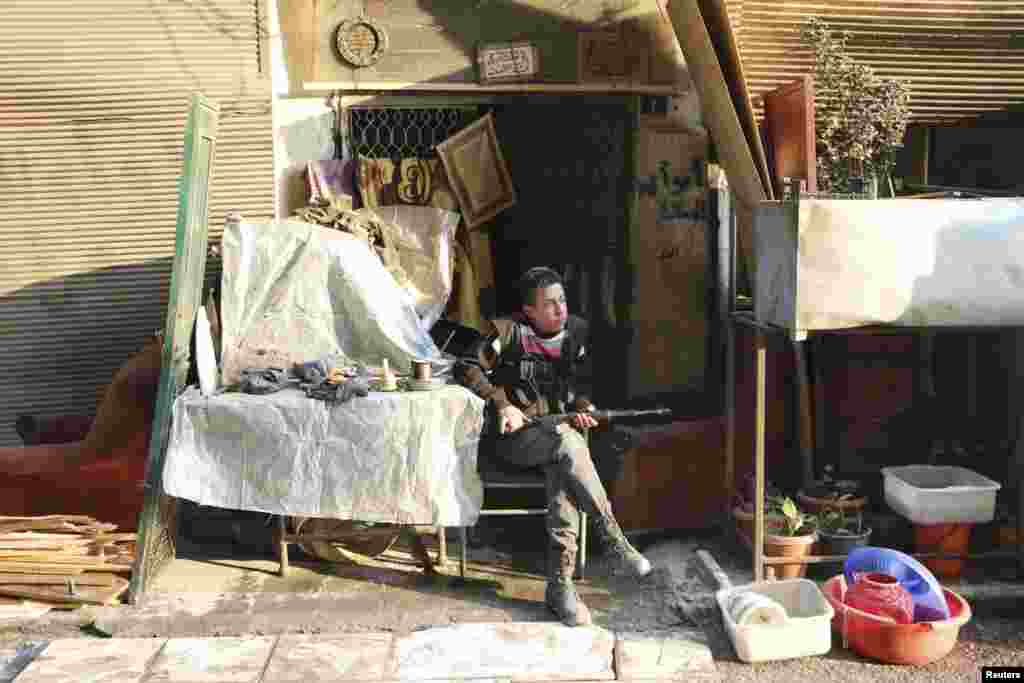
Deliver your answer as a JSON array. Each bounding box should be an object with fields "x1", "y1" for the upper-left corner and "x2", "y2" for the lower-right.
[{"x1": 457, "y1": 449, "x2": 588, "y2": 581}]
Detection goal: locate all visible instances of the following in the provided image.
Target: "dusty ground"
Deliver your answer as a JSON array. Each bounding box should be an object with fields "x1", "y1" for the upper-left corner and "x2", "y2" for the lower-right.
[{"x1": 1, "y1": 520, "x2": 1022, "y2": 682}]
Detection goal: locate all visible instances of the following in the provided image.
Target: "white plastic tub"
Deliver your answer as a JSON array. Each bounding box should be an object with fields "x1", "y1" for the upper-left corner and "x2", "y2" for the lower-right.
[
  {"x1": 882, "y1": 465, "x2": 1001, "y2": 525},
  {"x1": 716, "y1": 579, "x2": 834, "y2": 663}
]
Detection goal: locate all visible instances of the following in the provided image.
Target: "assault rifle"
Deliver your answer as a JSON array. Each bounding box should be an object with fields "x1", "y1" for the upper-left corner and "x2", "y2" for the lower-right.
[{"x1": 530, "y1": 407, "x2": 672, "y2": 429}]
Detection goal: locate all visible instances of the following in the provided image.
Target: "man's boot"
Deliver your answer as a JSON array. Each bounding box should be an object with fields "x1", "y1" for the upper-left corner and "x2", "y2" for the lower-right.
[
  {"x1": 545, "y1": 550, "x2": 592, "y2": 627},
  {"x1": 599, "y1": 518, "x2": 652, "y2": 579},
  {"x1": 546, "y1": 426, "x2": 652, "y2": 580}
]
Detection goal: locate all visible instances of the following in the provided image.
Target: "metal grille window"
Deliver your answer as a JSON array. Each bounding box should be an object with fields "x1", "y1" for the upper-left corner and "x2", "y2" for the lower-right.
[{"x1": 347, "y1": 107, "x2": 483, "y2": 158}]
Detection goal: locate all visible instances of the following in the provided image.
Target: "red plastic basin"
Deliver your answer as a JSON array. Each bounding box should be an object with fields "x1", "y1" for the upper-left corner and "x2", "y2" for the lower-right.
[{"x1": 822, "y1": 574, "x2": 971, "y2": 666}]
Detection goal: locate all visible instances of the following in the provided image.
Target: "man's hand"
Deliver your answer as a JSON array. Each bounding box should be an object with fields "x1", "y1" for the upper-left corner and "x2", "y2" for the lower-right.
[
  {"x1": 571, "y1": 405, "x2": 599, "y2": 430},
  {"x1": 500, "y1": 405, "x2": 529, "y2": 434}
]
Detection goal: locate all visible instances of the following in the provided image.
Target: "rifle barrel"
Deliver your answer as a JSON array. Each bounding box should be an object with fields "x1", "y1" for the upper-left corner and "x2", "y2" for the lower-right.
[{"x1": 537, "y1": 408, "x2": 672, "y2": 424}]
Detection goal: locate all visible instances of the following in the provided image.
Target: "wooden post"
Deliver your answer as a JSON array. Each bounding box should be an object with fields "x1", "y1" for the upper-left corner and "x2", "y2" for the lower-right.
[
  {"x1": 277, "y1": 0, "x2": 321, "y2": 95},
  {"x1": 966, "y1": 333, "x2": 979, "y2": 455},
  {"x1": 904, "y1": 124, "x2": 931, "y2": 187},
  {"x1": 725, "y1": 319, "x2": 736, "y2": 519},
  {"x1": 1018, "y1": 444, "x2": 1024, "y2": 579},
  {"x1": 920, "y1": 331, "x2": 938, "y2": 463},
  {"x1": 723, "y1": 192, "x2": 737, "y2": 519},
  {"x1": 459, "y1": 527, "x2": 468, "y2": 579},
  {"x1": 812, "y1": 335, "x2": 828, "y2": 479},
  {"x1": 1011, "y1": 329, "x2": 1024, "y2": 578},
  {"x1": 754, "y1": 330, "x2": 767, "y2": 583},
  {"x1": 277, "y1": 516, "x2": 289, "y2": 578},
  {"x1": 794, "y1": 340, "x2": 815, "y2": 490}
]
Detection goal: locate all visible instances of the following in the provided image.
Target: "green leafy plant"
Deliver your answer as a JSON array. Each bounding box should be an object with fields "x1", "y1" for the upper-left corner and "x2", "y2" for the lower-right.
[
  {"x1": 766, "y1": 496, "x2": 817, "y2": 536},
  {"x1": 800, "y1": 17, "x2": 911, "y2": 195},
  {"x1": 818, "y1": 494, "x2": 865, "y2": 536}
]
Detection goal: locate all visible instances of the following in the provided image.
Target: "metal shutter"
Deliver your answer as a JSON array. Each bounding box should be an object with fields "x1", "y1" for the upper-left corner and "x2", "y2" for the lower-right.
[
  {"x1": 729, "y1": 1, "x2": 1024, "y2": 123},
  {"x1": 0, "y1": 0, "x2": 273, "y2": 447}
]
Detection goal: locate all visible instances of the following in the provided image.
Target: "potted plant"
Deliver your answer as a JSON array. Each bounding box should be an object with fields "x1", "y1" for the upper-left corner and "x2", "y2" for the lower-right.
[
  {"x1": 763, "y1": 496, "x2": 818, "y2": 579},
  {"x1": 817, "y1": 494, "x2": 873, "y2": 556},
  {"x1": 731, "y1": 474, "x2": 786, "y2": 540},
  {"x1": 798, "y1": 466, "x2": 868, "y2": 516},
  {"x1": 800, "y1": 17, "x2": 911, "y2": 197}
]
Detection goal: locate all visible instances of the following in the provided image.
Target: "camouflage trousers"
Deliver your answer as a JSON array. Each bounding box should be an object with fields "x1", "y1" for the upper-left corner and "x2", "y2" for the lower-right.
[{"x1": 493, "y1": 422, "x2": 626, "y2": 580}]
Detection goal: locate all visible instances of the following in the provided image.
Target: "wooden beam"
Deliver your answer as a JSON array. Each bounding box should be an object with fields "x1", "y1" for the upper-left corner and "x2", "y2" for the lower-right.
[
  {"x1": 753, "y1": 330, "x2": 767, "y2": 582},
  {"x1": 903, "y1": 124, "x2": 931, "y2": 187},
  {"x1": 793, "y1": 340, "x2": 815, "y2": 490},
  {"x1": 306, "y1": 81, "x2": 684, "y2": 94}
]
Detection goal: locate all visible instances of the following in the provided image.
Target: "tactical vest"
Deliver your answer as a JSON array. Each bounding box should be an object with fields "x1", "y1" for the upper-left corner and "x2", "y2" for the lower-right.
[{"x1": 488, "y1": 316, "x2": 587, "y2": 418}]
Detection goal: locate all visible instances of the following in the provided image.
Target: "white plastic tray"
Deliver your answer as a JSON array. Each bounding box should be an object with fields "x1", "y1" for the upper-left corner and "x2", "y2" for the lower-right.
[
  {"x1": 882, "y1": 465, "x2": 1001, "y2": 525},
  {"x1": 716, "y1": 579, "x2": 833, "y2": 663}
]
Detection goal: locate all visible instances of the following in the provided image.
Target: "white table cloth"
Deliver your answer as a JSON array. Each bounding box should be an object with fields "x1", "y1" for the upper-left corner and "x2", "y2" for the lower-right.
[{"x1": 162, "y1": 385, "x2": 485, "y2": 525}]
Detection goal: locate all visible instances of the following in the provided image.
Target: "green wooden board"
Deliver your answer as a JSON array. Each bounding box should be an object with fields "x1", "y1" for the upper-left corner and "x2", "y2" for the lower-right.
[{"x1": 129, "y1": 93, "x2": 219, "y2": 604}]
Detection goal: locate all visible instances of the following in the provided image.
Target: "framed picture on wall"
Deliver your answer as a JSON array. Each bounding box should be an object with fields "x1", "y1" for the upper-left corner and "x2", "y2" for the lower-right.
[{"x1": 436, "y1": 113, "x2": 517, "y2": 230}]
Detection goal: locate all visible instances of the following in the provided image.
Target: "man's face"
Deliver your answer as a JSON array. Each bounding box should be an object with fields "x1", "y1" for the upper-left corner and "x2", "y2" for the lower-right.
[{"x1": 523, "y1": 283, "x2": 568, "y2": 336}]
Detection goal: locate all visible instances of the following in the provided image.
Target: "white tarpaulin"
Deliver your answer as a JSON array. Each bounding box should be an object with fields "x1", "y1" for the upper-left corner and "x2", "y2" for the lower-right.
[
  {"x1": 162, "y1": 385, "x2": 485, "y2": 524},
  {"x1": 372, "y1": 205, "x2": 459, "y2": 330},
  {"x1": 756, "y1": 198, "x2": 1024, "y2": 334},
  {"x1": 220, "y1": 219, "x2": 445, "y2": 386}
]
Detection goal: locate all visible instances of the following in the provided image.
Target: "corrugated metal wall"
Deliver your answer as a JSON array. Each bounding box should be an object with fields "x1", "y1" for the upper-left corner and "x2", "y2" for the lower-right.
[
  {"x1": 0, "y1": 0, "x2": 273, "y2": 447},
  {"x1": 729, "y1": 1, "x2": 1024, "y2": 123}
]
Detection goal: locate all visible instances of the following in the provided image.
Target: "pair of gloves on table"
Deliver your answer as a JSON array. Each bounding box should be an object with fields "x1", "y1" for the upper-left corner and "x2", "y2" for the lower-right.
[{"x1": 238, "y1": 358, "x2": 369, "y2": 404}]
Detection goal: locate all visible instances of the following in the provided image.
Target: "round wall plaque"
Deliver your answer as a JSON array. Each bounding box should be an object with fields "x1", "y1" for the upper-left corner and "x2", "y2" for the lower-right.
[{"x1": 335, "y1": 17, "x2": 389, "y2": 68}]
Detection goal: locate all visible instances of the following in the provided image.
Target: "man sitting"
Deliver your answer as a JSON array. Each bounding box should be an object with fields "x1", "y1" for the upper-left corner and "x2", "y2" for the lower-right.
[{"x1": 455, "y1": 266, "x2": 651, "y2": 626}]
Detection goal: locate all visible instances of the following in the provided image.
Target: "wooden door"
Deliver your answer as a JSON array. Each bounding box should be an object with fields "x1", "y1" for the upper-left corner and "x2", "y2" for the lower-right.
[
  {"x1": 130, "y1": 94, "x2": 219, "y2": 604},
  {"x1": 763, "y1": 76, "x2": 817, "y2": 199}
]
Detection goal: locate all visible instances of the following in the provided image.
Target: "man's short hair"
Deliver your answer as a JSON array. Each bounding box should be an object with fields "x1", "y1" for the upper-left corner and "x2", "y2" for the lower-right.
[{"x1": 518, "y1": 266, "x2": 563, "y2": 308}]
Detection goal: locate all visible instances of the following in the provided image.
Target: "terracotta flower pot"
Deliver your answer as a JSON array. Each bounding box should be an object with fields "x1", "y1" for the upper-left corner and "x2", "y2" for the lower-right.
[
  {"x1": 732, "y1": 506, "x2": 785, "y2": 542},
  {"x1": 797, "y1": 490, "x2": 868, "y2": 516},
  {"x1": 763, "y1": 531, "x2": 817, "y2": 579}
]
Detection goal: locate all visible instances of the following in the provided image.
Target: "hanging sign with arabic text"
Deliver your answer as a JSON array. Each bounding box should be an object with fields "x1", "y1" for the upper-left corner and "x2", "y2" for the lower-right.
[{"x1": 476, "y1": 42, "x2": 541, "y2": 84}]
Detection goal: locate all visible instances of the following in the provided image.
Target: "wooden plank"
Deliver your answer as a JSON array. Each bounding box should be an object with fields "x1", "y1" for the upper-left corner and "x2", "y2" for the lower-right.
[
  {"x1": 793, "y1": 340, "x2": 814, "y2": 490},
  {"x1": 665, "y1": 0, "x2": 766, "y2": 210},
  {"x1": 578, "y1": 22, "x2": 650, "y2": 85},
  {"x1": 0, "y1": 559, "x2": 132, "y2": 571},
  {"x1": 753, "y1": 330, "x2": 767, "y2": 582},
  {"x1": 763, "y1": 76, "x2": 817, "y2": 199},
  {"x1": 0, "y1": 575, "x2": 129, "y2": 606},
  {"x1": 628, "y1": 122, "x2": 710, "y2": 398},
  {"x1": 904, "y1": 125, "x2": 931, "y2": 186},
  {"x1": 0, "y1": 532, "x2": 102, "y2": 540},
  {"x1": 277, "y1": 0, "x2": 322, "y2": 94},
  {"x1": 306, "y1": 81, "x2": 682, "y2": 94},
  {"x1": 0, "y1": 598, "x2": 53, "y2": 620},
  {"x1": 812, "y1": 335, "x2": 828, "y2": 479},
  {"x1": 0, "y1": 564, "x2": 85, "y2": 574},
  {"x1": 92, "y1": 533, "x2": 137, "y2": 544},
  {"x1": 697, "y1": 0, "x2": 773, "y2": 200},
  {"x1": 318, "y1": 0, "x2": 679, "y2": 87},
  {"x1": 0, "y1": 573, "x2": 117, "y2": 586},
  {"x1": 724, "y1": 206, "x2": 736, "y2": 518},
  {"x1": 0, "y1": 515, "x2": 99, "y2": 529},
  {"x1": 0, "y1": 540, "x2": 96, "y2": 551},
  {"x1": 647, "y1": 1, "x2": 688, "y2": 87}
]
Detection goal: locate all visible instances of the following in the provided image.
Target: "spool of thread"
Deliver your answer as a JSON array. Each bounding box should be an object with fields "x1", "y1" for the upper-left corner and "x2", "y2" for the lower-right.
[{"x1": 411, "y1": 359, "x2": 431, "y2": 381}]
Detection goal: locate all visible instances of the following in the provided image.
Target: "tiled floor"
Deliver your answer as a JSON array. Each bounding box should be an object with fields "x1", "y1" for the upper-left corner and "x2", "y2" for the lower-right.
[{"x1": 11, "y1": 624, "x2": 715, "y2": 683}]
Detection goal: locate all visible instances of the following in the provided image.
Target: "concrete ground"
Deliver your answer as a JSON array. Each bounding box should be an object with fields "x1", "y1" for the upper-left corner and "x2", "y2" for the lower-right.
[{"x1": 1, "y1": 519, "x2": 1023, "y2": 682}]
